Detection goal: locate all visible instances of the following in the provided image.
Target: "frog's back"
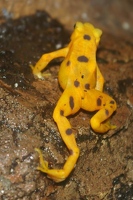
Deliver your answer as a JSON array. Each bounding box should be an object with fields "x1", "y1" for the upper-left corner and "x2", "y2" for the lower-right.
[{"x1": 58, "y1": 22, "x2": 102, "y2": 91}]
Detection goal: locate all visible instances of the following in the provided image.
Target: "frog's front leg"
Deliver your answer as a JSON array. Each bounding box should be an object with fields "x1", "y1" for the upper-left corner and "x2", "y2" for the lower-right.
[
  {"x1": 36, "y1": 88, "x2": 81, "y2": 182},
  {"x1": 31, "y1": 47, "x2": 69, "y2": 79}
]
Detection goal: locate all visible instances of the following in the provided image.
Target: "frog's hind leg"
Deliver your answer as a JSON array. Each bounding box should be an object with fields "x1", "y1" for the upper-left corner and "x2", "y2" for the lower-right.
[
  {"x1": 81, "y1": 89, "x2": 117, "y2": 133},
  {"x1": 91, "y1": 95, "x2": 117, "y2": 133},
  {"x1": 36, "y1": 88, "x2": 81, "y2": 182},
  {"x1": 90, "y1": 102, "x2": 117, "y2": 133}
]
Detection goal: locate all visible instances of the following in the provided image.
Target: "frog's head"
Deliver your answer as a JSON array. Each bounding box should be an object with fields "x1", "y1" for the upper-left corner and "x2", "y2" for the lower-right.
[{"x1": 71, "y1": 22, "x2": 102, "y2": 46}]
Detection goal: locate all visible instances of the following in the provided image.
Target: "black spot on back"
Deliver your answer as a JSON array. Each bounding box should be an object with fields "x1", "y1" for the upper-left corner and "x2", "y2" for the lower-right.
[
  {"x1": 74, "y1": 80, "x2": 80, "y2": 87},
  {"x1": 83, "y1": 34, "x2": 91, "y2": 40},
  {"x1": 85, "y1": 83, "x2": 90, "y2": 90},
  {"x1": 77, "y1": 55, "x2": 89, "y2": 62}
]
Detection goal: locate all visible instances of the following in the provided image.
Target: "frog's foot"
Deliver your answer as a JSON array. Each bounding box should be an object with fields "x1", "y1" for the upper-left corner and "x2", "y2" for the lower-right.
[
  {"x1": 109, "y1": 123, "x2": 117, "y2": 130},
  {"x1": 35, "y1": 148, "x2": 49, "y2": 171},
  {"x1": 30, "y1": 65, "x2": 51, "y2": 79},
  {"x1": 91, "y1": 118, "x2": 117, "y2": 133},
  {"x1": 103, "y1": 120, "x2": 117, "y2": 131},
  {"x1": 35, "y1": 148, "x2": 67, "y2": 182}
]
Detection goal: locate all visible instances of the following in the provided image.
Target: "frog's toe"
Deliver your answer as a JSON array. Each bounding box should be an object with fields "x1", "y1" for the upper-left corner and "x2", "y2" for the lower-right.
[
  {"x1": 29, "y1": 64, "x2": 43, "y2": 79},
  {"x1": 37, "y1": 163, "x2": 49, "y2": 173},
  {"x1": 35, "y1": 72, "x2": 45, "y2": 79},
  {"x1": 30, "y1": 65, "x2": 51, "y2": 79},
  {"x1": 34, "y1": 72, "x2": 51, "y2": 79},
  {"x1": 104, "y1": 120, "x2": 116, "y2": 131},
  {"x1": 35, "y1": 148, "x2": 49, "y2": 173},
  {"x1": 30, "y1": 64, "x2": 34, "y2": 70},
  {"x1": 110, "y1": 124, "x2": 117, "y2": 130}
]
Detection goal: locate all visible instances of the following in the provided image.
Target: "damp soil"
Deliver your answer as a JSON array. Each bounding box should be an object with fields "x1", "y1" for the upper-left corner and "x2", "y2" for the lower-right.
[{"x1": 0, "y1": 10, "x2": 133, "y2": 200}]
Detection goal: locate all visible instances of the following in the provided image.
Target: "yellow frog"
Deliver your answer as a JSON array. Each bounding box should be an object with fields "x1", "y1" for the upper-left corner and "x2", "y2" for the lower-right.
[{"x1": 31, "y1": 22, "x2": 117, "y2": 182}]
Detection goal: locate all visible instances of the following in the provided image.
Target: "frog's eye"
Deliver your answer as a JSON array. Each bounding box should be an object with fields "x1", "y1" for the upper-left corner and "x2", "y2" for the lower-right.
[
  {"x1": 74, "y1": 22, "x2": 83, "y2": 30},
  {"x1": 74, "y1": 23, "x2": 76, "y2": 29}
]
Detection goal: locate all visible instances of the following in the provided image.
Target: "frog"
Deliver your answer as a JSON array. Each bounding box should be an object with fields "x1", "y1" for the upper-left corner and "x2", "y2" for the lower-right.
[{"x1": 31, "y1": 22, "x2": 117, "y2": 182}]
